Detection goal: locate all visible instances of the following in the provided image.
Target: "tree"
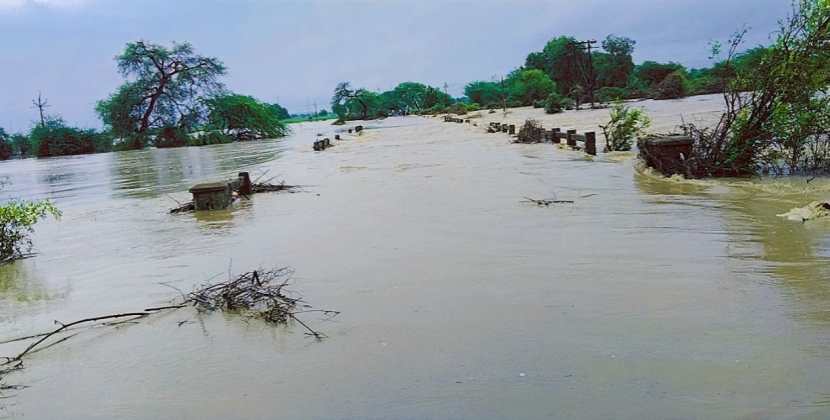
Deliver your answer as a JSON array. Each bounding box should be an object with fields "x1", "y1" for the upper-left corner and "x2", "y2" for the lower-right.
[
  {"x1": 206, "y1": 94, "x2": 289, "y2": 141},
  {"x1": 463, "y1": 81, "x2": 504, "y2": 107},
  {"x1": 600, "y1": 102, "x2": 651, "y2": 151},
  {"x1": 269, "y1": 103, "x2": 290, "y2": 120},
  {"x1": 524, "y1": 36, "x2": 590, "y2": 98},
  {"x1": 331, "y1": 82, "x2": 386, "y2": 120},
  {"x1": 99, "y1": 41, "x2": 226, "y2": 148},
  {"x1": 652, "y1": 71, "x2": 688, "y2": 99},
  {"x1": 506, "y1": 69, "x2": 556, "y2": 106},
  {"x1": 633, "y1": 61, "x2": 686, "y2": 89},
  {"x1": 596, "y1": 35, "x2": 636, "y2": 88}
]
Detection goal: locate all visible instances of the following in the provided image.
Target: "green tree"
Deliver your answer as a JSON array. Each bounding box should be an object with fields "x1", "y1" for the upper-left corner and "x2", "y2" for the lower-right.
[
  {"x1": 463, "y1": 81, "x2": 504, "y2": 107},
  {"x1": 268, "y1": 103, "x2": 290, "y2": 120},
  {"x1": 600, "y1": 102, "x2": 651, "y2": 151},
  {"x1": 596, "y1": 35, "x2": 636, "y2": 88},
  {"x1": 98, "y1": 41, "x2": 226, "y2": 149},
  {"x1": 633, "y1": 61, "x2": 686, "y2": 89},
  {"x1": 206, "y1": 94, "x2": 289, "y2": 141},
  {"x1": 525, "y1": 36, "x2": 590, "y2": 97},
  {"x1": 505, "y1": 69, "x2": 556, "y2": 106}
]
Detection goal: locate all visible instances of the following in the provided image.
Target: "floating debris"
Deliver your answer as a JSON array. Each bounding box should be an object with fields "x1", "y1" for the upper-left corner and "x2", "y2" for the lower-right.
[
  {"x1": 778, "y1": 201, "x2": 830, "y2": 222},
  {"x1": 522, "y1": 197, "x2": 574, "y2": 206}
]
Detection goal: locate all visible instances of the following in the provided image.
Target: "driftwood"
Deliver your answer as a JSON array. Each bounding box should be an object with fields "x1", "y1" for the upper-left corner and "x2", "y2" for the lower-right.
[
  {"x1": 522, "y1": 197, "x2": 575, "y2": 206},
  {"x1": 0, "y1": 267, "x2": 336, "y2": 393}
]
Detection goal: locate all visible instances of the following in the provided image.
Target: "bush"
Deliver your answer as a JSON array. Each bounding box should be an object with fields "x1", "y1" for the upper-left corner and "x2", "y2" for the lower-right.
[
  {"x1": 466, "y1": 103, "x2": 481, "y2": 112},
  {"x1": 599, "y1": 102, "x2": 651, "y2": 151},
  {"x1": 189, "y1": 131, "x2": 234, "y2": 146},
  {"x1": 652, "y1": 71, "x2": 687, "y2": 100},
  {"x1": 532, "y1": 99, "x2": 545, "y2": 109},
  {"x1": 0, "y1": 200, "x2": 60, "y2": 263},
  {"x1": 29, "y1": 118, "x2": 111, "y2": 157},
  {"x1": 596, "y1": 87, "x2": 628, "y2": 103},
  {"x1": 544, "y1": 93, "x2": 574, "y2": 114}
]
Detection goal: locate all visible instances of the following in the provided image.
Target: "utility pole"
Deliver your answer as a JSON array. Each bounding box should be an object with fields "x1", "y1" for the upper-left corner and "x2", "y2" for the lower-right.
[
  {"x1": 32, "y1": 92, "x2": 49, "y2": 127},
  {"x1": 313, "y1": 101, "x2": 318, "y2": 118},
  {"x1": 443, "y1": 82, "x2": 449, "y2": 96},
  {"x1": 500, "y1": 75, "x2": 506, "y2": 114},
  {"x1": 569, "y1": 40, "x2": 598, "y2": 109}
]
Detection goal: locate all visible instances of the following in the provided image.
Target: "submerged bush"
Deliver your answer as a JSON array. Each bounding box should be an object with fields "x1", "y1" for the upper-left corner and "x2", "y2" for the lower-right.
[
  {"x1": 0, "y1": 200, "x2": 60, "y2": 263},
  {"x1": 28, "y1": 118, "x2": 112, "y2": 157},
  {"x1": 652, "y1": 71, "x2": 687, "y2": 100},
  {"x1": 544, "y1": 93, "x2": 574, "y2": 114},
  {"x1": 596, "y1": 87, "x2": 628, "y2": 103},
  {"x1": 600, "y1": 102, "x2": 651, "y2": 151}
]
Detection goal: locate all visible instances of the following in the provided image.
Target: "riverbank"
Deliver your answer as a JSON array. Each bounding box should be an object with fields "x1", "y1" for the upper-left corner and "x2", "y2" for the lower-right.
[{"x1": 1, "y1": 97, "x2": 829, "y2": 418}]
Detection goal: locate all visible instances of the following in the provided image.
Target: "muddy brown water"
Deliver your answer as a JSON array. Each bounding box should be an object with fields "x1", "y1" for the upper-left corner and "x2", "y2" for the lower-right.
[{"x1": 1, "y1": 98, "x2": 830, "y2": 419}]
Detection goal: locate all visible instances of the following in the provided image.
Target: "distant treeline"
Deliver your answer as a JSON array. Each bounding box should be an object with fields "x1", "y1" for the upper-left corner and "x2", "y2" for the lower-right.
[
  {"x1": 0, "y1": 41, "x2": 294, "y2": 160},
  {"x1": 329, "y1": 34, "x2": 769, "y2": 122}
]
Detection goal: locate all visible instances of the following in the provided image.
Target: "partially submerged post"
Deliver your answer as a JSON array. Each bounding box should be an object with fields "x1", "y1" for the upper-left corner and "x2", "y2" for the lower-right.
[
  {"x1": 238, "y1": 172, "x2": 252, "y2": 195},
  {"x1": 566, "y1": 129, "x2": 577, "y2": 147},
  {"x1": 508, "y1": 124, "x2": 515, "y2": 135},
  {"x1": 190, "y1": 182, "x2": 233, "y2": 210},
  {"x1": 551, "y1": 128, "x2": 561, "y2": 144},
  {"x1": 584, "y1": 132, "x2": 597, "y2": 155}
]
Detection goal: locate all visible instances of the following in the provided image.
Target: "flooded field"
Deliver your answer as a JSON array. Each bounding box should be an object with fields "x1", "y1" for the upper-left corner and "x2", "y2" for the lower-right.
[{"x1": 1, "y1": 95, "x2": 829, "y2": 419}]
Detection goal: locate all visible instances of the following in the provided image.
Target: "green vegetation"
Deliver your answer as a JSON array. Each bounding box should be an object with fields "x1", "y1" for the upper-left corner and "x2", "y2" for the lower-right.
[
  {"x1": 29, "y1": 117, "x2": 112, "y2": 157},
  {"x1": 0, "y1": 199, "x2": 60, "y2": 264},
  {"x1": 331, "y1": 81, "x2": 453, "y2": 121},
  {"x1": 97, "y1": 41, "x2": 226, "y2": 149},
  {"x1": 205, "y1": 94, "x2": 289, "y2": 141},
  {"x1": 600, "y1": 102, "x2": 651, "y2": 151},
  {"x1": 0, "y1": 128, "x2": 11, "y2": 160},
  {"x1": 682, "y1": 0, "x2": 830, "y2": 176},
  {"x1": 544, "y1": 93, "x2": 574, "y2": 114}
]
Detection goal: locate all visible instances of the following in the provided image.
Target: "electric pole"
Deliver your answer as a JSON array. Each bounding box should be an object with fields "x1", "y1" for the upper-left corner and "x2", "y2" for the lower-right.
[
  {"x1": 569, "y1": 40, "x2": 598, "y2": 108},
  {"x1": 32, "y1": 92, "x2": 50, "y2": 127}
]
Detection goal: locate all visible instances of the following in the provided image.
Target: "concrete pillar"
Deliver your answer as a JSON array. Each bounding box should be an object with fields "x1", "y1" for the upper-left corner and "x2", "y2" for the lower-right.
[
  {"x1": 585, "y1": 132, "x2": 597, "y2": 156},
  {"x1": 551, "y1": 128, "x2": 561, "y2": 144}
]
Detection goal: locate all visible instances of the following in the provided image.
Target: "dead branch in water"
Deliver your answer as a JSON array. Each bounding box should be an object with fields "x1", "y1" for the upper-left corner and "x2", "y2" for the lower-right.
[
  {"x1": 0, "y1": 267, "x2": 336, "y2": 391},
  {"x1": 522, "y1": 196, "x2": 575, "y2": 206}
]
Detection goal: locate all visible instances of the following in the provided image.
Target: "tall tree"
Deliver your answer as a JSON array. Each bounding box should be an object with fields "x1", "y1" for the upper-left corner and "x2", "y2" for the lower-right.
[{"x1": 98, "y1": 41, "x2": 226, "y2": 148}]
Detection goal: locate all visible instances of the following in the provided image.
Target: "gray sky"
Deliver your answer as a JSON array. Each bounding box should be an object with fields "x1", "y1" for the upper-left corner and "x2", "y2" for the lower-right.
[{"x1": 0, "y1": 0, "x2": 790, "y2": 132}]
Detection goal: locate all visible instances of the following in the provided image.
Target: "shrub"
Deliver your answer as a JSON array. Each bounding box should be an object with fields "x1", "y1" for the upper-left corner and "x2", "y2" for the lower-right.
[
  {"x1": 516, "y1": 119, "x2": 544, "y2": 143},
  {"x1": 29, "y1": 118, "x2": 110, "y2": 157},
  {"x1": 544, "y1": 93, "x2": 574, "y2": 114},
  {"x1": 466, "y1": 103, "x2": 481, "y2": 112},
  {"x1": 190, "y1": 131, "x2": 234, "y2": 146},
  {"x1": 0, "y1": 200, "x2": 60, "y2": 263},
  {"x1": 599, "y1": 102, "x2": 651, "y2": 151},
  {"x1": 596, "y1": 87, "x2": 628, "y2": 103},
  {"x1": 652, "y1": 71, "x2": 687, "y2": 100},
  {"x1": 532, "y1": 99, "x2": 545, "y2": 109},
  {"x1": 446, "y1": 103, "x2": 468, "y2": 115}
]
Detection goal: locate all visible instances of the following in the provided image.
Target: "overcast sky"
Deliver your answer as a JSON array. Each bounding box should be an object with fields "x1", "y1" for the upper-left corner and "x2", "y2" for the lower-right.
[{"x1": 0, "y1": 0, "x2": 790, "y2": 132}]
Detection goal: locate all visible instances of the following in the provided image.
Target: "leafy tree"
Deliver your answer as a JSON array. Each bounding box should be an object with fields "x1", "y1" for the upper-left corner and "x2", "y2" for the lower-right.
[
  {"x1": 331, "y1": 82, "x2": 372, "y2": 120},
  {"x1": 506, "y1": 69, "x2": 556, "y2": 106},
  {"x1": 206, "y1": 94, "x2": 289, "y2": 141},
  {"x1": 633, "y1": 61, "x2": 686, "y2": 89},
  {"x1": 464, "y1": 81, "x2": 504, "y2": 107},
  {"x1": 544, "y1": 92, "x2": 574, "y2": 114},
  {"x1": 422, "y1": 86, "x2": 453, "y2": 109},
  {"x1": 268, "y1": 103, "x2": 290, "y2": 120},
  {"x1": 0, "y1": 199, "x2": 60, "y2": 264},
  {"x1": 596, "y1": 35, "x2": 636, "y2": 88},
  {"x1": 525, "y1": 36, "x2": 590, "y2": 97},
  {"x1": 98, "y1": 41, "x2": 226, "y2": 148}
]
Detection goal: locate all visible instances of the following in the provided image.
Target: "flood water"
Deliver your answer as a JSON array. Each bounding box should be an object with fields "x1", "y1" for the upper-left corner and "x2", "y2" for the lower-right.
[{"x1": 1, "y1": 100, "x2": 830, "y2": 419}]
